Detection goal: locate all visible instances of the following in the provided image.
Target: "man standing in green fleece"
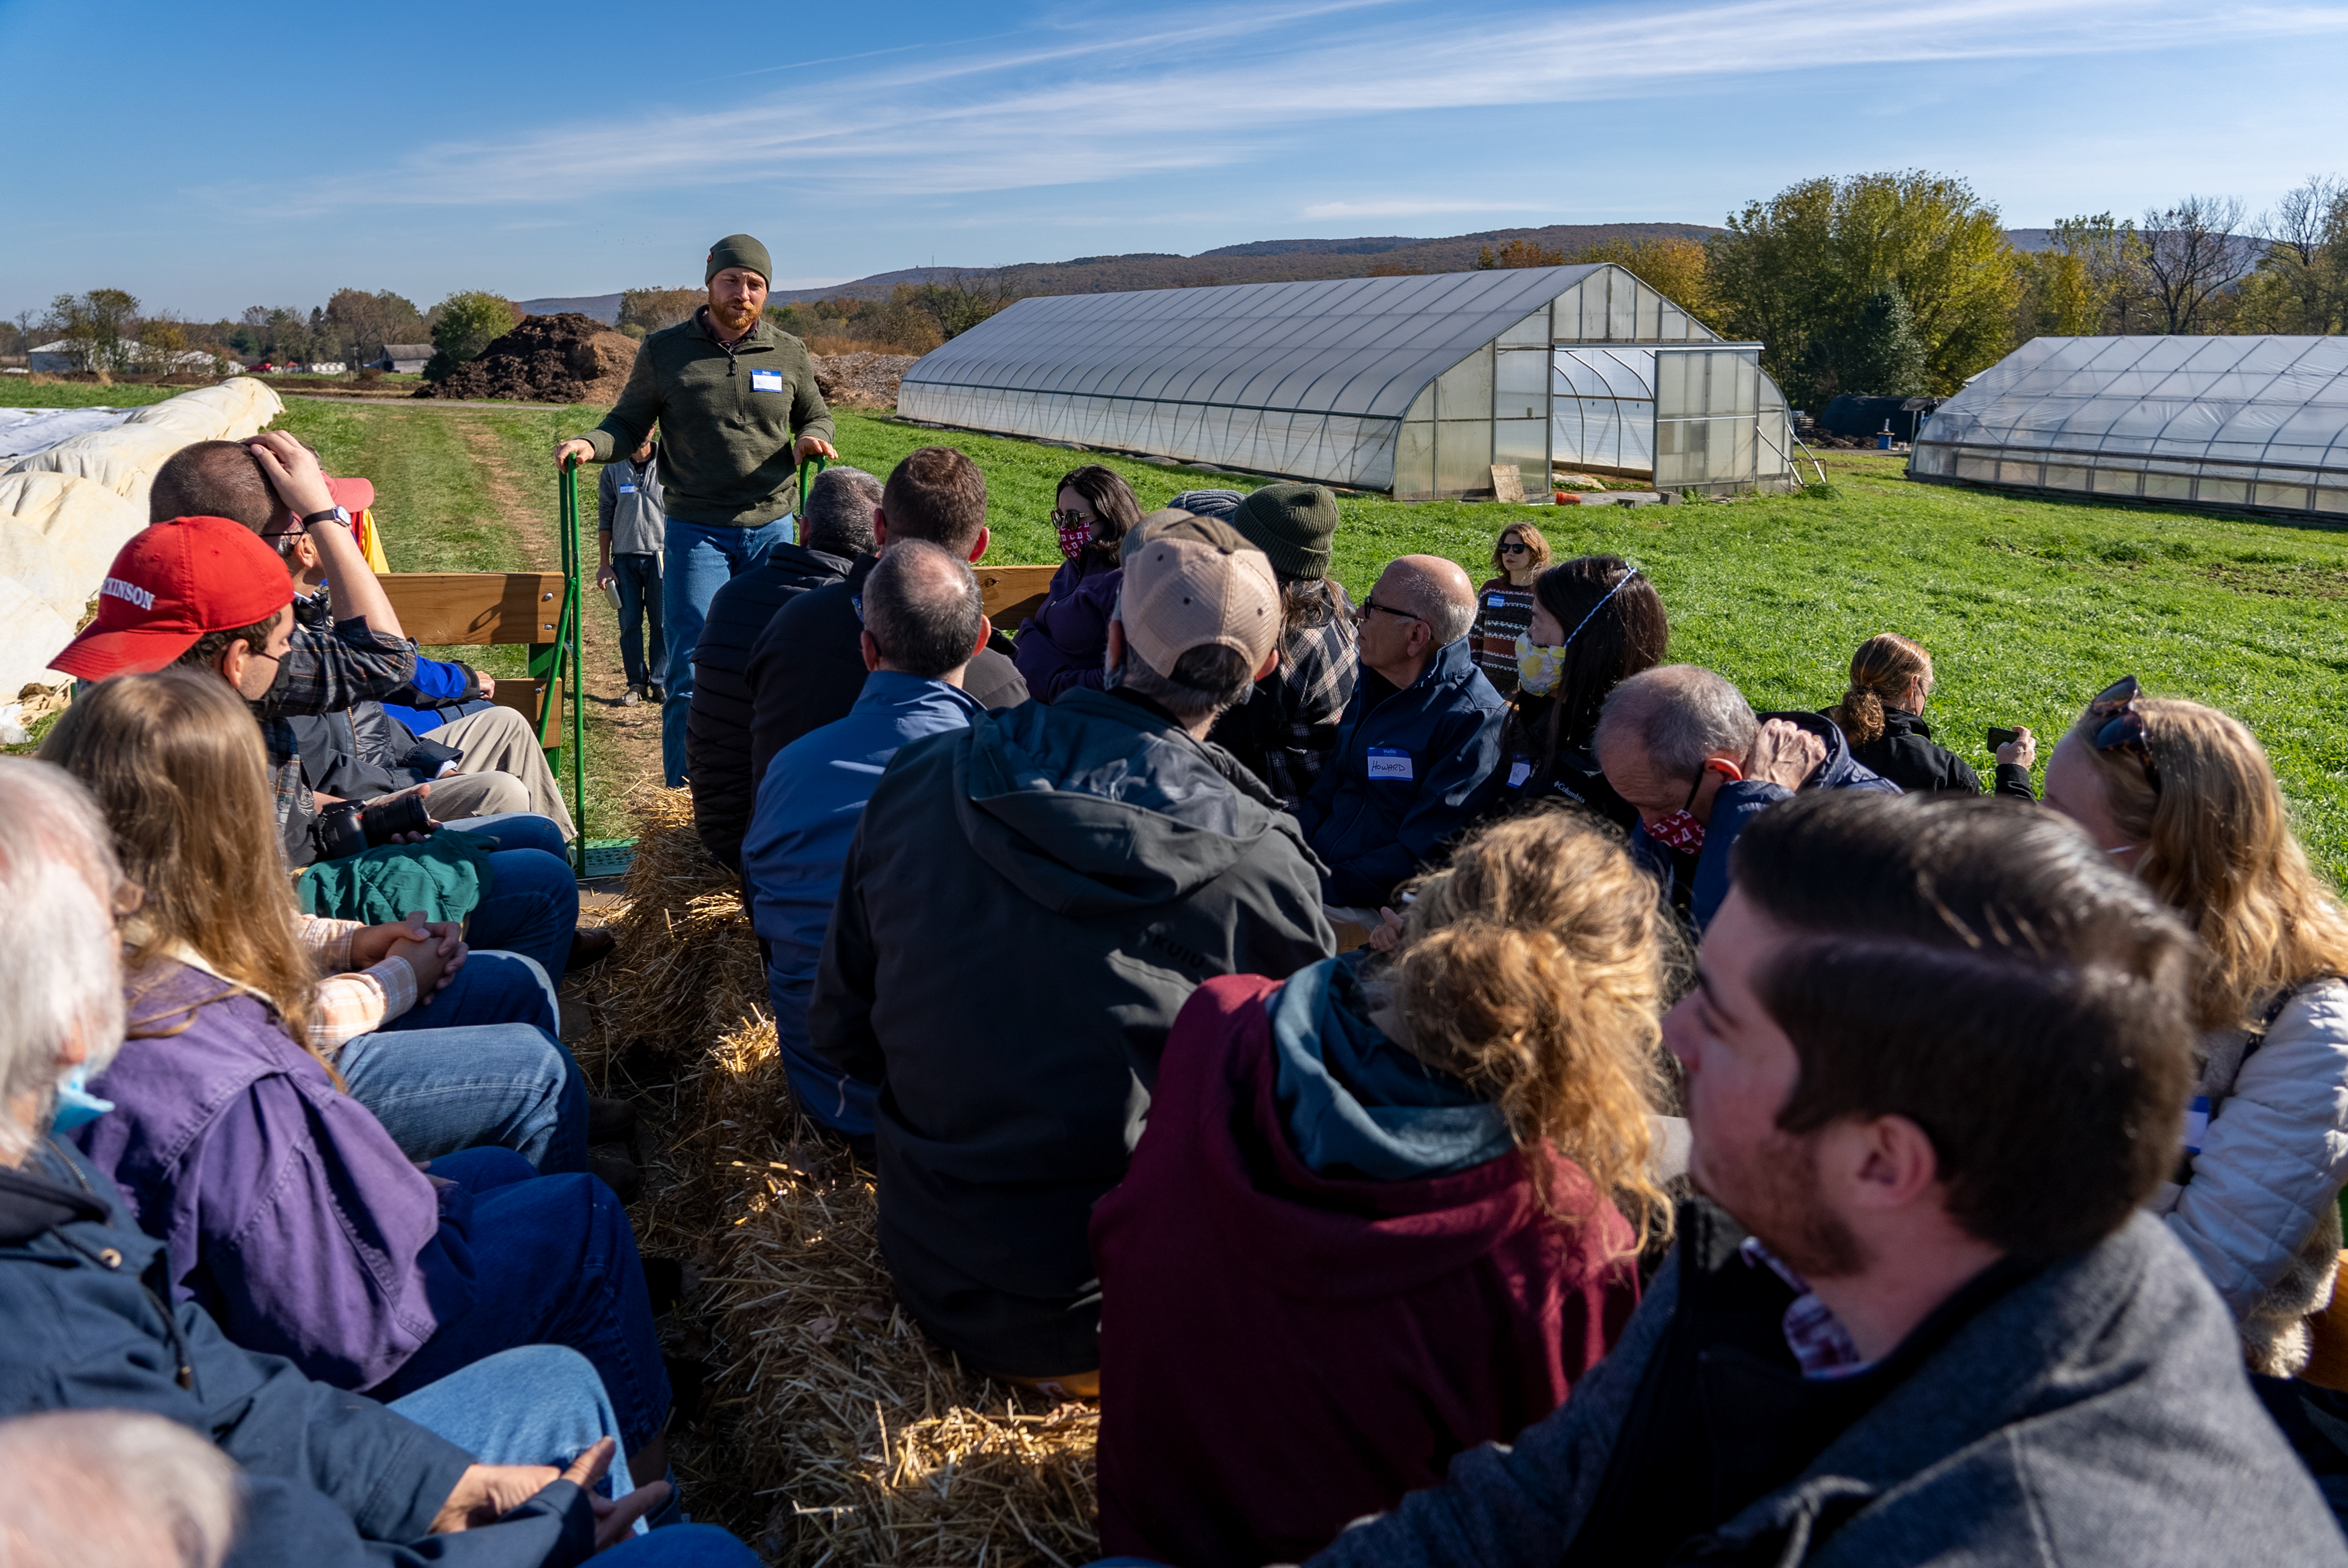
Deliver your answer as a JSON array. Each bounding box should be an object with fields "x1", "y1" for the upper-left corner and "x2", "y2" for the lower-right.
[{"x1": 557, "y1": 234, "x2": 838, "y2": 786}]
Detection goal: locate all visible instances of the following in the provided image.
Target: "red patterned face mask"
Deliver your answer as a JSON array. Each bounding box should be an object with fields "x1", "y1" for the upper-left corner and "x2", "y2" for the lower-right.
[
  {"x1": 1056, "y1": 520, "x2": 1089, "y2": 559},
  {"x1": 1646, "y1": 809, "x2": 1706, "y2": 853}
]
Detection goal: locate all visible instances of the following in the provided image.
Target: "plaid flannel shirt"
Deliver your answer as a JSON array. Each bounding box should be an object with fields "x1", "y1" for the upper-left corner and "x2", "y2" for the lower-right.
[
  {"x1": 1740, "y1": 1235, "x2": 1872, "y2": 1379},
  {"x1": 1256, "y1": 581, "x2": 1360, "y2": 800},
  {"x1": 296, "y1": 915, "x2": 417, "y2": 1053},
  {"x1": 261, "y1": 605, "x2": 418, "y2": 863}
]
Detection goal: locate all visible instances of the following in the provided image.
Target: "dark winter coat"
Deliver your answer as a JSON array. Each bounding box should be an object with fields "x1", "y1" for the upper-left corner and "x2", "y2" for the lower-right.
[
  {"x1": 1092, "y1": 968, "x2": 1638, "y2": 1568},
  {"x1": 689, "y1": 539, "x2": 854, "y2": 872},
  {"x1": 1291, "y1": 637, "x2": 1509, "y2": 908},
  {"x1": 0, "y1": 1137, "x2": 599, "y2": 1568},
  {"x1": 745, "y1": 554, "x2": 1028, "y2": 796},
  {"x1": 1012, "y1": 550, "x2": 1121, "y2": 702},
  {"x1": 1472, "y1": 698, "x2": 1639, "y2": 836},
  {"x1": 1302, "y1": 1203, "x2": 2348, "y2": 1568},
  {"x1": 808, "y1": 686, "x2": 1334, "y2": 1376},
  {"x1": 1844, "y1": 707, "x2": 2035, "y2": 799}
]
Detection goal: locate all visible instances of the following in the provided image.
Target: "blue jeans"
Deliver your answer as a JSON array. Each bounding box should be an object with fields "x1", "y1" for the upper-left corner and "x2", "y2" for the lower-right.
[
  {"x1": 611, "y1": 552, "x2": 666, "y2": 690},
  {"x1": 388, "y1": 1346, "x2": 760, "y2": 1561},
  {"x1": 661, "y1": 515, "x2": 794, "y2": 787},
  {"x1": 443, "y1": 815, "x2": 578, "y2": 985},
  {"x1": 371, "y1": 1147, "x2": 672, "y2": 1455},
  {"x1": 769, "y1": 960, "x2": 877, "y2": 1139},
  {"x1": 337, "y1": 951, "x2": 586, "y2": 1172}
]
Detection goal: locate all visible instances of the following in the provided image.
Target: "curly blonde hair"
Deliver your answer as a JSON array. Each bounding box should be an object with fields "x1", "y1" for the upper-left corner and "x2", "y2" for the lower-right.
[
  {"x1": 1382, "y1": 808, "x2": 1679, "y2": 1253},
  {"x1": 2067, "y1": 695, "x2": 2348, "y2": 1031}
]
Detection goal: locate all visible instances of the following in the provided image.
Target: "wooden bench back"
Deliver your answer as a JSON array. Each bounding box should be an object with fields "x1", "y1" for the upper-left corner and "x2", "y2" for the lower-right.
[
  {"x1": 977, "y1": 564, "x2": 1060, "y2": 629},
  {"x1": 378, "y1": 572, "x2": 567, "y2": 744}
]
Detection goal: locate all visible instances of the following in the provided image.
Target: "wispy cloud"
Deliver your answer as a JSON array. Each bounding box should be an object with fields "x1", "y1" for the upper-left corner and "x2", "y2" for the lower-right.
[{"x1": 220, "y1": 0, "x2": 2348, "y2": 216}]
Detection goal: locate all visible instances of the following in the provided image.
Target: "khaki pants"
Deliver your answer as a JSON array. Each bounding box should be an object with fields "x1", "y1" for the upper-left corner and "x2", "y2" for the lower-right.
[{"x1": 421, "y1": 706, "x2": 577, "y2": 840}]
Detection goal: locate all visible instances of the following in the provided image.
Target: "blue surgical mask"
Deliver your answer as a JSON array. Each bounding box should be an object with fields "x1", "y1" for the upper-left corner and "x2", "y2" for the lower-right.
[{"x1": 50, "y1": 1063, "x2": 114, "y2": 1133}]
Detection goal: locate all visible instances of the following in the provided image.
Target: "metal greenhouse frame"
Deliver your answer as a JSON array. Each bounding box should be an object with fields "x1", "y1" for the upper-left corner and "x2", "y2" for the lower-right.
[
  {"x1": 1910, "y1": 336, "x2": 2348, "y2": 518},
  {"x1": 898, "y1": 264, "x2": 1801, "y2": 500}
]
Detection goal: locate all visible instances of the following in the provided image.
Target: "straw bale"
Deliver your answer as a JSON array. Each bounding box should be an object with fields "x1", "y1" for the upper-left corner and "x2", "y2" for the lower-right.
[{"x1": 584, "y1": 789, "x2": 1100, "y2": 1566}]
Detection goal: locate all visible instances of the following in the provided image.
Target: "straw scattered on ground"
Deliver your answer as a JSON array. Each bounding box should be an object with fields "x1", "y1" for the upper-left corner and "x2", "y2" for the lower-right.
[{"x1": 579, "y1": 788, "x2": 1098, "y2": 1566}]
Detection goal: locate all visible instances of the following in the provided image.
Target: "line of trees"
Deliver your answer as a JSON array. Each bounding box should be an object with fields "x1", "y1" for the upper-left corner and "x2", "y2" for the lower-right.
[{"x1": 3, "y1": 287, "x2": 524, "y2": 377}]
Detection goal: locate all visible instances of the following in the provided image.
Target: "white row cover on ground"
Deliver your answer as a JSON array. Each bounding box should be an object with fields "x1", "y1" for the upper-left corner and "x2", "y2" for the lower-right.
[
  {"x1": 0, "y1": 378, "x2": 284, "y2": 698},
  {"x1": 0, "y1": 407, "x2": 139, "y2": 462}
]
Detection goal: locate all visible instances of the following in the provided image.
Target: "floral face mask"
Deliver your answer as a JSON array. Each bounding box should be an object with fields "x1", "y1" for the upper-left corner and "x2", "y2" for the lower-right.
[{"x1": 1511, "y1": 564, "x2": 1644, "y2": 699}]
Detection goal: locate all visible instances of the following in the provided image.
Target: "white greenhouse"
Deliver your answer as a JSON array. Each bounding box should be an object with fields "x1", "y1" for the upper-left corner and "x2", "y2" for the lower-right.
[
  {"x1": 1910, "y1": 335, "x2": 2348, "y2": 517},
  {"x1": 898, "y1": 264, "x2": 1802, "y2": 500}
]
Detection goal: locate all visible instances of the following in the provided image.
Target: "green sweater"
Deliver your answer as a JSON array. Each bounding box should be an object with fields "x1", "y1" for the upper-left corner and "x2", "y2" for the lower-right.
[{"x1": 580, "y1": 309, "x2": 835, "y2": 528}]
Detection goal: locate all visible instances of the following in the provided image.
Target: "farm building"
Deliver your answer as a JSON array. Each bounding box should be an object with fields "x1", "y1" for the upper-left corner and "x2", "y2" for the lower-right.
[
  {"x1": 371, "y1": 344, "x2": 434, "y2": 374},
  {"x1": 898, "y1": 264, "x2": 1801, "y2": 500},
  {"x1": 1910, "y1": 335, "x2": 2348, "y2": 517}
]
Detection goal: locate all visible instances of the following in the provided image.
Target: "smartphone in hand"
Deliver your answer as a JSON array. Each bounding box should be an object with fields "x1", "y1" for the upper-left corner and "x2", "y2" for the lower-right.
[{"x1": 1986, "y1": 726, "x2": 2021, "y2": 749}]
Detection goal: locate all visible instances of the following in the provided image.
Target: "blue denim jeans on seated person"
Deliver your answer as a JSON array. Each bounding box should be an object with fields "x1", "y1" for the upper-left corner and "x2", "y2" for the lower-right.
[
  {"x1": 388, "y1": 1344, "x2": 762, "y2": 1561},
  {"x1": 661, "y1": 515, "x2": 794, "y2": 788},
  {"x1": 441, "y1": 814, "x2": 578, "y2": 985},
  {"x1": 340, "y1": 949, "x2": 586, "y2": 1171},
  {"x1": 370, "y1": 1146, "x2": 672, "y2": 1456}
]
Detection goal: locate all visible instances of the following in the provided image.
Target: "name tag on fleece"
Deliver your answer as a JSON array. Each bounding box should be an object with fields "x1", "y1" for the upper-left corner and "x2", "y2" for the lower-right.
[
  {"x1": 618, "y1": 484, "x2": 637, "y2": 493},
  {"x1": 2182, "y1": 1095, "x2": 2210, "y2": 1156},
  {"x1": 1507, "y1": 758, "x2": 1532, "y2": 788},
  {"x1": 749, "y1": 368, "x2": 785, "y2": 393},
  {"x1": 1367, "y1": 746, "x2": 1414, "y2": 781}
]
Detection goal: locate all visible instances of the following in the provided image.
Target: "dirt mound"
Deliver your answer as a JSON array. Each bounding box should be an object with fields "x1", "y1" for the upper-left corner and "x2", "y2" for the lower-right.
[
  {"x1": 418, "y1": 313, "x2": 639, "y2": 404},
  {"x1": 812, "y1": 352, "x2": 917, "y2": 411}
]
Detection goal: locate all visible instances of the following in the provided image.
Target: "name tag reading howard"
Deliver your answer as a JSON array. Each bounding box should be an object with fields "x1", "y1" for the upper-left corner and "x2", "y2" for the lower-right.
[
  {"x1": 749, "y1": 368, "x2": 785, "y2": 393},
  {"x1": 1366, "y1": 746, "x2": 1414, "y2": 781}
]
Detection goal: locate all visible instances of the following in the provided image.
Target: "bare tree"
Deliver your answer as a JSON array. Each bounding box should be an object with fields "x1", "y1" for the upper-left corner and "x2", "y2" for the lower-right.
[
  {"x1": 2261, "y1": 175, "x2": 2348, "y2": 264},
  {"x1": 2139, "y1": 195, "x2": 2254, "y2": 334}
]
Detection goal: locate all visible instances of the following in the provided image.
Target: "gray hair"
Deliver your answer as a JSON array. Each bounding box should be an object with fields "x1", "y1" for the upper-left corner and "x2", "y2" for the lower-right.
[
  {"x1": 0, "y1": 760, "x2": 127, "y2": 1163},
  {"x1": 1384, "y1": 557, "x2": 1478, "y2": 646},
  {"x1": 1115, "y1": 640, "x2": 1256, "y2": 723},
  {"x1": 863, "y1": 539, "x2": 983, "y2": 680},
  {"x1": 1594, "y1": 665, "x2": 1758, "y2": 785},
  {"x1": 0, "y1": 1410, "x2": 240, "y2": 1568},
  {"x1": 801, "y1": 465, "x2": 882, "y2": 558}
]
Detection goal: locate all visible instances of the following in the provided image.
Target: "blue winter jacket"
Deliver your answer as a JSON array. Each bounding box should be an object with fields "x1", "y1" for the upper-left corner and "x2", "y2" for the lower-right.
[
  {"x1": 0, "y1": 1137, "x2": 598, "y2": 1568},
  {"x1": 1633, "y1": 709, "x2": 1898, "y2": 932},
  {"x1": 380, "y1": 653, "x2": 491, "y2": 735},
  {"x1": 1291, "y1": 637, "x2": 1508, "y2": 908},
  {"x1": 743, "y1": 671, "x2": 987, "y2": 1134}
]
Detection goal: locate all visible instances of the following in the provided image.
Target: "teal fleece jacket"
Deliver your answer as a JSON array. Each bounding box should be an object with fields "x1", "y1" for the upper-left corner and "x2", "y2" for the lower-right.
[{"x1": 580, "y1": 308, "x2": 835, "y2": 528}]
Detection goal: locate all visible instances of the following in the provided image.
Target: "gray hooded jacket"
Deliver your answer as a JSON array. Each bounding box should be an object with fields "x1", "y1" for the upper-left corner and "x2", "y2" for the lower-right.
[
  {"x1": 809, "y1": 686, "x2": 1335, "y2": 1375},
  {"x1": 1307, "y1": 1208, "x2": 2347, "y2": 1568}
]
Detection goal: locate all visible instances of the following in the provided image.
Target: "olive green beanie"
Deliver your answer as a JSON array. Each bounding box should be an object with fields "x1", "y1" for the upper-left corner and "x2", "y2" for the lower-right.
[
  {"x1": 705, "y1": 234, "x2": 772, "y2": 286},
  {"x1": 1229, "y1": 482, "x2": 1339, "y2": 581}
]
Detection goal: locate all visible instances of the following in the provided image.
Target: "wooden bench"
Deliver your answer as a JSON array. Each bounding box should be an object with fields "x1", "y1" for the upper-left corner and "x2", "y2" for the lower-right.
[
  {"x1": 978, "y1": 564, "x2": 1061, "y2": 629},
  {"x1": 378, "y1": 572, "x2": 569, "y2": 755}
]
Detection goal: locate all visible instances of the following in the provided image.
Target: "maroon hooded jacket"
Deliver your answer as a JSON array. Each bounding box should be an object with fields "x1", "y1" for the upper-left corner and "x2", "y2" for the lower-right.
[{"x1": 1089, "y1": 973, "x2": 1640, "y2": 1568}]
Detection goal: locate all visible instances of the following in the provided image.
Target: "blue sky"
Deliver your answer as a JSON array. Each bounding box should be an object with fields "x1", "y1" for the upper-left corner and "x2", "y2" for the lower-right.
[{"x1": 4, "y1": 0, "x2": 2346, "y2": 320}]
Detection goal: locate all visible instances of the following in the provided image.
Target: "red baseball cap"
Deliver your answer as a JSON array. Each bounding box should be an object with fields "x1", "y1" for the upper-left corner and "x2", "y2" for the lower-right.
[
  {"x1": 50, "y1": 515, "x2": 295, "y2": 681},
  {"x1": 325, "y1": 474, "x2": 375, "y2": 513}
]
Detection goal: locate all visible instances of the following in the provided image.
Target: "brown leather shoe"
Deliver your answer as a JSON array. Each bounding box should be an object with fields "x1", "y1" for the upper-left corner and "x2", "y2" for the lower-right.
[{"x1": 568, "y1": 926, "x2": 618, "y2": 973}]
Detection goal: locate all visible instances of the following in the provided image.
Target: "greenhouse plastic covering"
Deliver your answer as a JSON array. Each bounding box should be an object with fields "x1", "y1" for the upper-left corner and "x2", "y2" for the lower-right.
[
  {"x1": 1911, "y1": 336, "x2": 2348, "y2": 516},
  {"x1": 899, "y1": 263, "x2": 1790, "y2": 498}
]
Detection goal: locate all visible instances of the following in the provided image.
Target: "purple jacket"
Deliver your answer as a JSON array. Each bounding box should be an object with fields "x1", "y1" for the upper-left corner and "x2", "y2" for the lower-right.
[
  {"x1": 76, "y1": 958, "x2": 474, "y2": 1392},
  {"x1": 1014, "y1": 551, "x2": 1121, "y2": 702}
]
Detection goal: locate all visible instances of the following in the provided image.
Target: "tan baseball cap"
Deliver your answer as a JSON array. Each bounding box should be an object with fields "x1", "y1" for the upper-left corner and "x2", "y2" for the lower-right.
[{"x1": 1119, "y1": 510, "x2": 1282, "y2": 679}]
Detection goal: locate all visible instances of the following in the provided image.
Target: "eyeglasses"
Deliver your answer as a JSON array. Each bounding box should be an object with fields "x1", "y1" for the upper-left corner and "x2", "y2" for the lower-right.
[
  {"x1": 1049, "y1": 509, "x2": 1097, "y2": 527},
  {"x1": 2087, "y1": 674, "x2": 2160, "y2": 795},
  {"x1": 1352, "y1": 597, "x2": 1424, "y2": 626}
]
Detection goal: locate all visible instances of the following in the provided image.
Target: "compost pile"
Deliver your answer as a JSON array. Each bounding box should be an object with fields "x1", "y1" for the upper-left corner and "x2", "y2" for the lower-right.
[
  {"x1": 812, "y1": 352, "x2": 917, "y2": 411},
  {"x1": 418, "y1": 313, "x2": 639, "y2": 404},
  {"x1": 578, "y1": 788, "x2": 1098, "y2": 1566}
]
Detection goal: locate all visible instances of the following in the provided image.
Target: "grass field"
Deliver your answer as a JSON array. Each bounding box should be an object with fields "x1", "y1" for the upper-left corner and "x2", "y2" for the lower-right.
[{"x1": 15, "y1": 380, "x2": 2343, "y2": 883}]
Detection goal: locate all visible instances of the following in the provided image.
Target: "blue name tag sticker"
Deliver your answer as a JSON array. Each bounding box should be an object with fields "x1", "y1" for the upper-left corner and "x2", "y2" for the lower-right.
[
  {"x1": 1488, "y1": 594, "x2": 1508, "y2": 608},
  {"x1": 1366, "y1": 746, "x2": 1414, "y2": 782},
  {"x1": 2182, "y1": 1094, "x2": 2210, "y2": 1156},
  {"x1": 749, "y1": 368, "x2": 785, "y2": 393},
  {"x1": 1507, "y1": 758, "x2": 1532, "y2": 788},
  {"x1": 618, "y1": 484, "x2": 637, "y2": 493}
]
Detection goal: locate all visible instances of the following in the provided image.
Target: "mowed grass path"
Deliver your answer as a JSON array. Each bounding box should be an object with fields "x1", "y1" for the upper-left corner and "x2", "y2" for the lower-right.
[{"x1": 115, "y1": 388, "x2": 2339, "y2": 887}]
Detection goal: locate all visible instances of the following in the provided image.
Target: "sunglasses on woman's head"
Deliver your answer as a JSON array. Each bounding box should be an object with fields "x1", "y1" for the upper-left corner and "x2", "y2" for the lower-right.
[{"x1": 2087, "y1": 674, "x2": 2160, "y2": 795}]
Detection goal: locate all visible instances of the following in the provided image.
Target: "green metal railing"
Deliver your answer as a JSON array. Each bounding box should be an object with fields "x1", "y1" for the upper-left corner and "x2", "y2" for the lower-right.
[{"x1": 556, "y1": 457, "x2": 591, "y2": 874}]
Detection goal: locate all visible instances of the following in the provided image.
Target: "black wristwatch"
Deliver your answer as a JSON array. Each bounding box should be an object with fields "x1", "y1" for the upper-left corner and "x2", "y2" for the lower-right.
[{"x1": 301, "y1": 506, "x2": 353, "y2": 531}]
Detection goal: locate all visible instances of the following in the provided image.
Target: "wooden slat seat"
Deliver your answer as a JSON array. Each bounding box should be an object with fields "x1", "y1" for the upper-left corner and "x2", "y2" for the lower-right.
[
  {"x1": 978, "y1": 564, "x2": 1061, "y2": 629},
  {"x1": 379, "y1": 572, "x2": 568, "y2": 753}
]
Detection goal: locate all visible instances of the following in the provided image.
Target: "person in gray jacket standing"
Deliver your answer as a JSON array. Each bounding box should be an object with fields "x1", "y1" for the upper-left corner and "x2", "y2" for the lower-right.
[
  {"x1": 595, "y1": 434, "x2": 665, "y2": 705},
  {"x1": 1301, "y1": 793, "x2": 2348, "y2": 1568},
  {"x1": 558, "y1": 233, "x2": 838, "y2": 784}
]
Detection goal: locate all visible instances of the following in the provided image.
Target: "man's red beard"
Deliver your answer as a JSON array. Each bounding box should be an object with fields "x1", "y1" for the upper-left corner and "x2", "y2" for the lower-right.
[{"x1": 1691, "y1": 1122, "x2": 1870, "y2": 1280}]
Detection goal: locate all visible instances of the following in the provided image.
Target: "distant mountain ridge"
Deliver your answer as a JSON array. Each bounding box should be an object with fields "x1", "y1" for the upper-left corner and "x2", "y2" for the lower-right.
[{"x1": 525, "y1": 224, "x2": 2064, "y2": 317}]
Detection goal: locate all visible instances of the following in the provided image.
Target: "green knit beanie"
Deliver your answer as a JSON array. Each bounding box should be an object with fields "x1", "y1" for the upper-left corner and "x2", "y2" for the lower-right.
[
  {"x1": 705, "y1": 234, "x2": 772, "y2": 286},
  {"x1": 1228, "y1": 482, "x2": 1339, "y2": 581}
]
